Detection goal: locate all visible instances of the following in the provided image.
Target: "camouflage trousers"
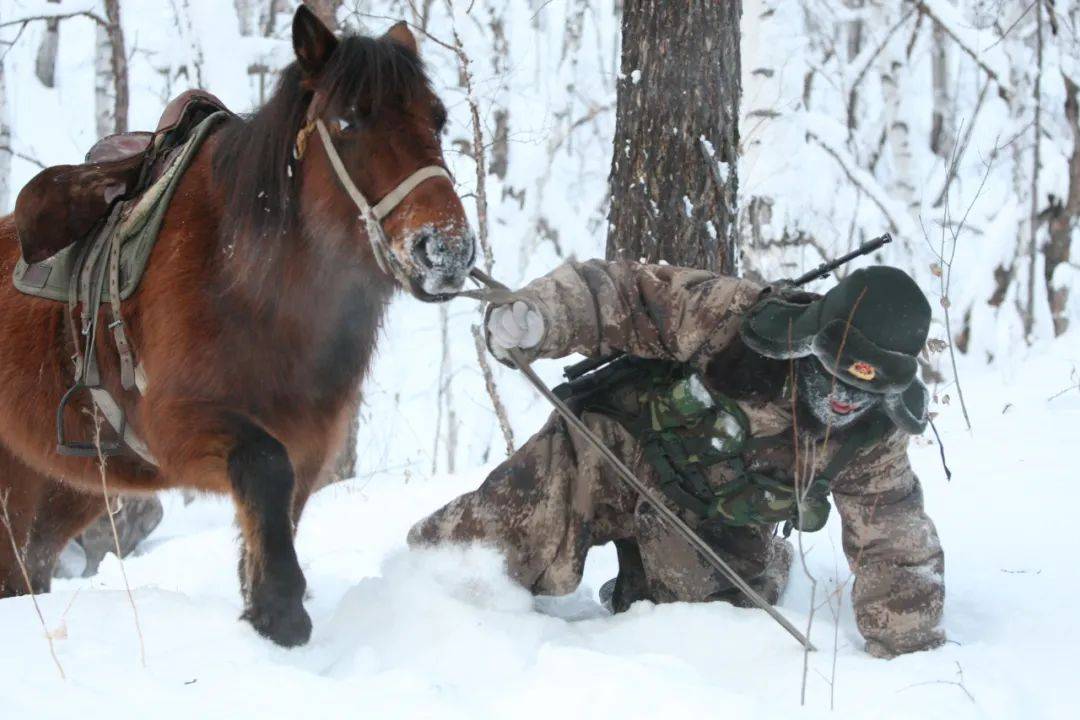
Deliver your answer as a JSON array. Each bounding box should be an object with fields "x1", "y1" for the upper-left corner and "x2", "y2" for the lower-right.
[{"x1": 408, "y1": 411, "x2": 793, "y2": 609}]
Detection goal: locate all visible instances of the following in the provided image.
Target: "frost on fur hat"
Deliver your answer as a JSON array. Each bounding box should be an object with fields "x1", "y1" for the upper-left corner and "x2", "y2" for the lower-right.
[{"x1": 740, "y1": 266, "x2": 932, "y2": 434}]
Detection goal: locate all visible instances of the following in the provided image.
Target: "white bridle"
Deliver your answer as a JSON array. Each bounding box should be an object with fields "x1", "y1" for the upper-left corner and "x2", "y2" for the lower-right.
[{"x1": 297, "y1": 116, "x2": 453, "y2": 286}]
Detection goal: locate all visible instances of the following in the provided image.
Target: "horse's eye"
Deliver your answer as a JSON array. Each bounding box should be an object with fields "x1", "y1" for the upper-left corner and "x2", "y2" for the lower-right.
[
  {"x1": 334, "y1": 117, "x2": 355, "y2": 134},
  {"x1": 432, "y1": 105, "x2": 448, "y2": 133}
]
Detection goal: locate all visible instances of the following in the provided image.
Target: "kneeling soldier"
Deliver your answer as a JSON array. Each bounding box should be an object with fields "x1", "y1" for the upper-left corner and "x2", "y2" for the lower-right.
[{"x1": 409, "y1": 260, "x2": 945, "y2": 658}]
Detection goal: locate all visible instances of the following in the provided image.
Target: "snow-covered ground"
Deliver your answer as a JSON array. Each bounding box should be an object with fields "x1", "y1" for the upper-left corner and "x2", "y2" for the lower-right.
[{"x1": 2, "y1": 343, "x2": 1077, "y2": 719}]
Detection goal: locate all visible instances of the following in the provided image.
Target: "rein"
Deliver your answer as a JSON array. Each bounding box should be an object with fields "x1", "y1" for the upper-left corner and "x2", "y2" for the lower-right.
[{"x1": 297, "y1": 115, "x2": 452, "y2": 286}]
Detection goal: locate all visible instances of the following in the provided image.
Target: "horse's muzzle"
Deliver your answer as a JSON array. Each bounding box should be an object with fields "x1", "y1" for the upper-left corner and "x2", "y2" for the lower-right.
[{"x1": 408, "y1": 226, "x2": 476, "y2": 301}]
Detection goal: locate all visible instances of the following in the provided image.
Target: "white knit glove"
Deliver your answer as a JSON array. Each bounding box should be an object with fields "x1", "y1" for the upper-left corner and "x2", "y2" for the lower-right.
[{"x1": 486, "y1": 300, "x2": 545, "y2": 361}]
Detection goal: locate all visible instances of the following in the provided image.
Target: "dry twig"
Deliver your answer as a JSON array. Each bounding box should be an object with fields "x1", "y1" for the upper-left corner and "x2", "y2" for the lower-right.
[
  {"x1": 472, "y1": 324, "x2": 515, "y2": 457},
  {"x1": 928, "y1": 126, "x2": 995, "y2": 432},
  {"x1": 92, "y1": 409, "x2": 147, "y2": 667},
  {"x1": 898, "y1": 661, "x2": 976, "y2": 703},
  {"x1": 0, "y1": 489, "x2": 66, "y2": 680}
]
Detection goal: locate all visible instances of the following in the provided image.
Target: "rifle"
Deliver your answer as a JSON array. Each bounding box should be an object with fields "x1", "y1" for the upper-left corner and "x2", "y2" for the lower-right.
[{"x1": 559, "y1": 233, "x2": 892, "y2": 384}]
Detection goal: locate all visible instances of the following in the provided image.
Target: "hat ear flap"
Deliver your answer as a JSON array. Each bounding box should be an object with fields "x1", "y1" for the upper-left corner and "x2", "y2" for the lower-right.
[
  {"x1": 739, "y1": 297, "x2": 817, "y2": 359},
  {"x1": 882, "y1": 379, "x2": 929, "y2": 434},
  {"x1": 740, "y1": 322, "x2": 813, "y2": 359}
]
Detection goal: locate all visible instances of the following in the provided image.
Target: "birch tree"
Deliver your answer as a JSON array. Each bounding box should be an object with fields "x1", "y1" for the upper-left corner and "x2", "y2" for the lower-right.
[
  {"x1": 33, "y1": 0, "x2": 61, "y2": 88},
  {"x1": 95, "y1": 0, "x2": 128, "y2": 137}
]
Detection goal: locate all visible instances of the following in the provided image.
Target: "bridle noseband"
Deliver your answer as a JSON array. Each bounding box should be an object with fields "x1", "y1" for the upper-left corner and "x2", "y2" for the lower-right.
[{"x1": 295, "y1": 109, "x2": 453, "y2": 287}]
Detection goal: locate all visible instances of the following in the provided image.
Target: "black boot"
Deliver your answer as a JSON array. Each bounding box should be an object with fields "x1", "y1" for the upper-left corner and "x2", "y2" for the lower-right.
[{"x1": 600, "y1": 539, "x2": 652, "y2": 613}]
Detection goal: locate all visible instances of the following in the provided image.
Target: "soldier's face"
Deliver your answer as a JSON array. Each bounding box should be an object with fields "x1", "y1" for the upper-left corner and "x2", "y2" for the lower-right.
[{"x1": 796, "y1": 357, "x2": 880, "y2": 429}]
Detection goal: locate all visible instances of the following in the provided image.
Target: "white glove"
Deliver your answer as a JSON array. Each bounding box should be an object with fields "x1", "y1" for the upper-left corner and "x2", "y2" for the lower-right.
[{"x1": 487, "y1": 300, "x2": 545, "y2": 360}]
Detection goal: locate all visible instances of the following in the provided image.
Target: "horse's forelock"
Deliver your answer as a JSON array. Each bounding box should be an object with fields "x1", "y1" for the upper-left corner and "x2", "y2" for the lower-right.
[{"x1": 212, "y1": 34, "x2": 430, "y2": 247}]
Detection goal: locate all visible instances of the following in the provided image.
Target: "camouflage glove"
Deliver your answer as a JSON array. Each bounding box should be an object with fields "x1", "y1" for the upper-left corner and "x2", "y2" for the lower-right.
[
  {"x1": 865, "y1": 628, "x2": 946, "y2": 659},
  {"x1": 486, "y1": 300, "x2": 545, "y2": 364}
]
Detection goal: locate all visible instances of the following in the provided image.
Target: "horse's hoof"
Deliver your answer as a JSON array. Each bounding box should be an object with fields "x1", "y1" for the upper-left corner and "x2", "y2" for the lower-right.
[{"x1": 243, "y1": 599, "x2": 312, "y2": 648}]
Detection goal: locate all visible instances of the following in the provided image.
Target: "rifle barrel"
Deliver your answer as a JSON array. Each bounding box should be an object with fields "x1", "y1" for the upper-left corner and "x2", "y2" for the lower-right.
[{"x1": 792, "y1": 233, "x2": 892, "y2": 286}]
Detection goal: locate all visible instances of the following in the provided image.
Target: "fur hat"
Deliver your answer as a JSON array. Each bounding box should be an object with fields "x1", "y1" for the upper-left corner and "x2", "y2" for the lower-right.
[{"x1": 740, "y1": 266, "x2": 932, "y2": 433}]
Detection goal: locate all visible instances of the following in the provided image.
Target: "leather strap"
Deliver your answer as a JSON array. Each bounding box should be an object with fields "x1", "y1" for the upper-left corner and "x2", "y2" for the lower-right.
[
  {"x1": 89, "y1": 388, "x2": 157, "y2": 465},
  {"x1": 371, "y1": 166, "x2": 452, "y2": 220},
  {"x1": 311, "y1": 118, "x2": 451, "y2": 284},
  {"x1": 108, "y1": 224, "x2": 137, "y2": 391}
]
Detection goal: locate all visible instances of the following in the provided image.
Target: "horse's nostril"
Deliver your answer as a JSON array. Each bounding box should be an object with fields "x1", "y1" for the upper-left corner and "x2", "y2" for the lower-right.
[{"x1": 414, "y1": 233, "x2": 435, "y2": 269}]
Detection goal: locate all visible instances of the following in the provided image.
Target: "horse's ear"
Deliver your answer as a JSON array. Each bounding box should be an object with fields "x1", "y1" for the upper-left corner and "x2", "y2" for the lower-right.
[
  {"x1": 292, "y1": 5, "x2": 338, "y2": 76},
  {"x1": 385, "y1": 21, "x2": 418, "y2": 55}
]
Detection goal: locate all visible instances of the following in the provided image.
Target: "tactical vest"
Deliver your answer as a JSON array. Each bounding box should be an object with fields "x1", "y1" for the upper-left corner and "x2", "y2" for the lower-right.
[{"x1": 556, "y1": 356, "x2": 890, "y2": 534}]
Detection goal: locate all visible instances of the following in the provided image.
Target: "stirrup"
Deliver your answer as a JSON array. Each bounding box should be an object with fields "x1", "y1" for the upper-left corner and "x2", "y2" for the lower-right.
[{"x1": 55, "y1": 383, "x2": 125, "y2": 457}]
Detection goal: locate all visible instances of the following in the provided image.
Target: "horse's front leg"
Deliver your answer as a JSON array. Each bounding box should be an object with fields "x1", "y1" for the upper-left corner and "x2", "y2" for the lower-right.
[{"x1": 229, "y1": 423, "x2": 311, "y2": 647}]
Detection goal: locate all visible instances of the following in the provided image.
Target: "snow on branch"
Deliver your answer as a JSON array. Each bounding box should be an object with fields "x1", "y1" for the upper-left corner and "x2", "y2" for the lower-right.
[
  {"x1": 0, "y1": 0, "x2": 106, "y2": 29},
  {"x1": 906, "y1": 0, "x2": 1013, "y2": 101},
  {"x1": 804, "y1": 114, "x2": 920, "y2": 242}
]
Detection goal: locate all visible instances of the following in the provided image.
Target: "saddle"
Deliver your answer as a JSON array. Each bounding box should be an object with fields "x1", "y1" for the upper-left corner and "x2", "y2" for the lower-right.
[
  {"x1": 14, "y1": 90, "x2": 231, "y2": 265},
  {"x1": 11, "y1": 91, "x2": 234, "y2": 463}
]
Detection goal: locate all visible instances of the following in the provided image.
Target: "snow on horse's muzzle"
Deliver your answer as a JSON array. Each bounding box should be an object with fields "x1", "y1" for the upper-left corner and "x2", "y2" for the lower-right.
[
  {"x1": 409, "y1": 226, "x2": 477, "y2": 300},
  {"x1": 311, "y1": 118, "x2": 473, "y2": 301}
]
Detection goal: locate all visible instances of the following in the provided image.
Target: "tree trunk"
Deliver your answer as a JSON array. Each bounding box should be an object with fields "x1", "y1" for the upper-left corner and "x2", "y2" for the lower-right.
[
  {"x1": 94, "y1": 22, "x2": 113, "y2": 138},
  {"x1": 1044, "y1": 74, "x2": 1078, "y2": 337},
  {"x1": 33, "y1": 1, "x2": 62, "y2": 88},
  {"x1": 929, "y1": 21, "x2": 956, "y2": 160},
  {"x1": 606, "y1": 0, "x2": 741, "y2": 272},
  {"x1": 234, "y1": 0, "x2": 255, "y2": 36},
  {"x1": 262, "y1": 0, "x2": 281, "y2": 37},
  {"x1": 170, "y1": 0, "x2": 206, "y2": 89},
  {"x1": 103, "y1": 0, "x2": 129, "y2": 134}
]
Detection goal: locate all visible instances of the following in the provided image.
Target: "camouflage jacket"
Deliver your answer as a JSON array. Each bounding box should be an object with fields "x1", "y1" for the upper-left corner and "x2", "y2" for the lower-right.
[{"x1": 507, "y1": 259, "x2": 946, "y2": 657}]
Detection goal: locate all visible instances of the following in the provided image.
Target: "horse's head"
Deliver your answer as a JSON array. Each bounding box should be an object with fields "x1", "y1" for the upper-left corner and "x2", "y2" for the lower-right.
[{"x1": 291, "y1": 7, "x2": 475, "y2": 302}]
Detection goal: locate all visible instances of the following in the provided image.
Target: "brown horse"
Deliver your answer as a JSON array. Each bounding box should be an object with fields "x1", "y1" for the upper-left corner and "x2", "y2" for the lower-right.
[{"x1": 0, "y1": 7, "x2": 474, "y2": 647}]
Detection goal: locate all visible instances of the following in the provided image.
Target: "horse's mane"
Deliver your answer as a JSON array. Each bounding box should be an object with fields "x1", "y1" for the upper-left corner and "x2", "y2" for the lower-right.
[{"x1": 213, "y1": 34, "x2": 431, "y2": 245}]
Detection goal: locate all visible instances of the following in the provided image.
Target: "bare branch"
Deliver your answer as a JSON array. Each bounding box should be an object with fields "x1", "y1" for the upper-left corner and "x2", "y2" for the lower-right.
[
  {"x1": 0, "y1": 11, "x2": 109, "y2": 30},
  {"x1": 933, "y1": 80, "x2": 991, "y2": 208},
  {"x1": 0, "y1": 144, "x2": 46, "y2": 169},
  {"x1": 906, "y1": 0, "x2": 1013, "y2": 101},
  {"x1": 471, "y1": 325, "x2": 515, "y2": 457}
]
